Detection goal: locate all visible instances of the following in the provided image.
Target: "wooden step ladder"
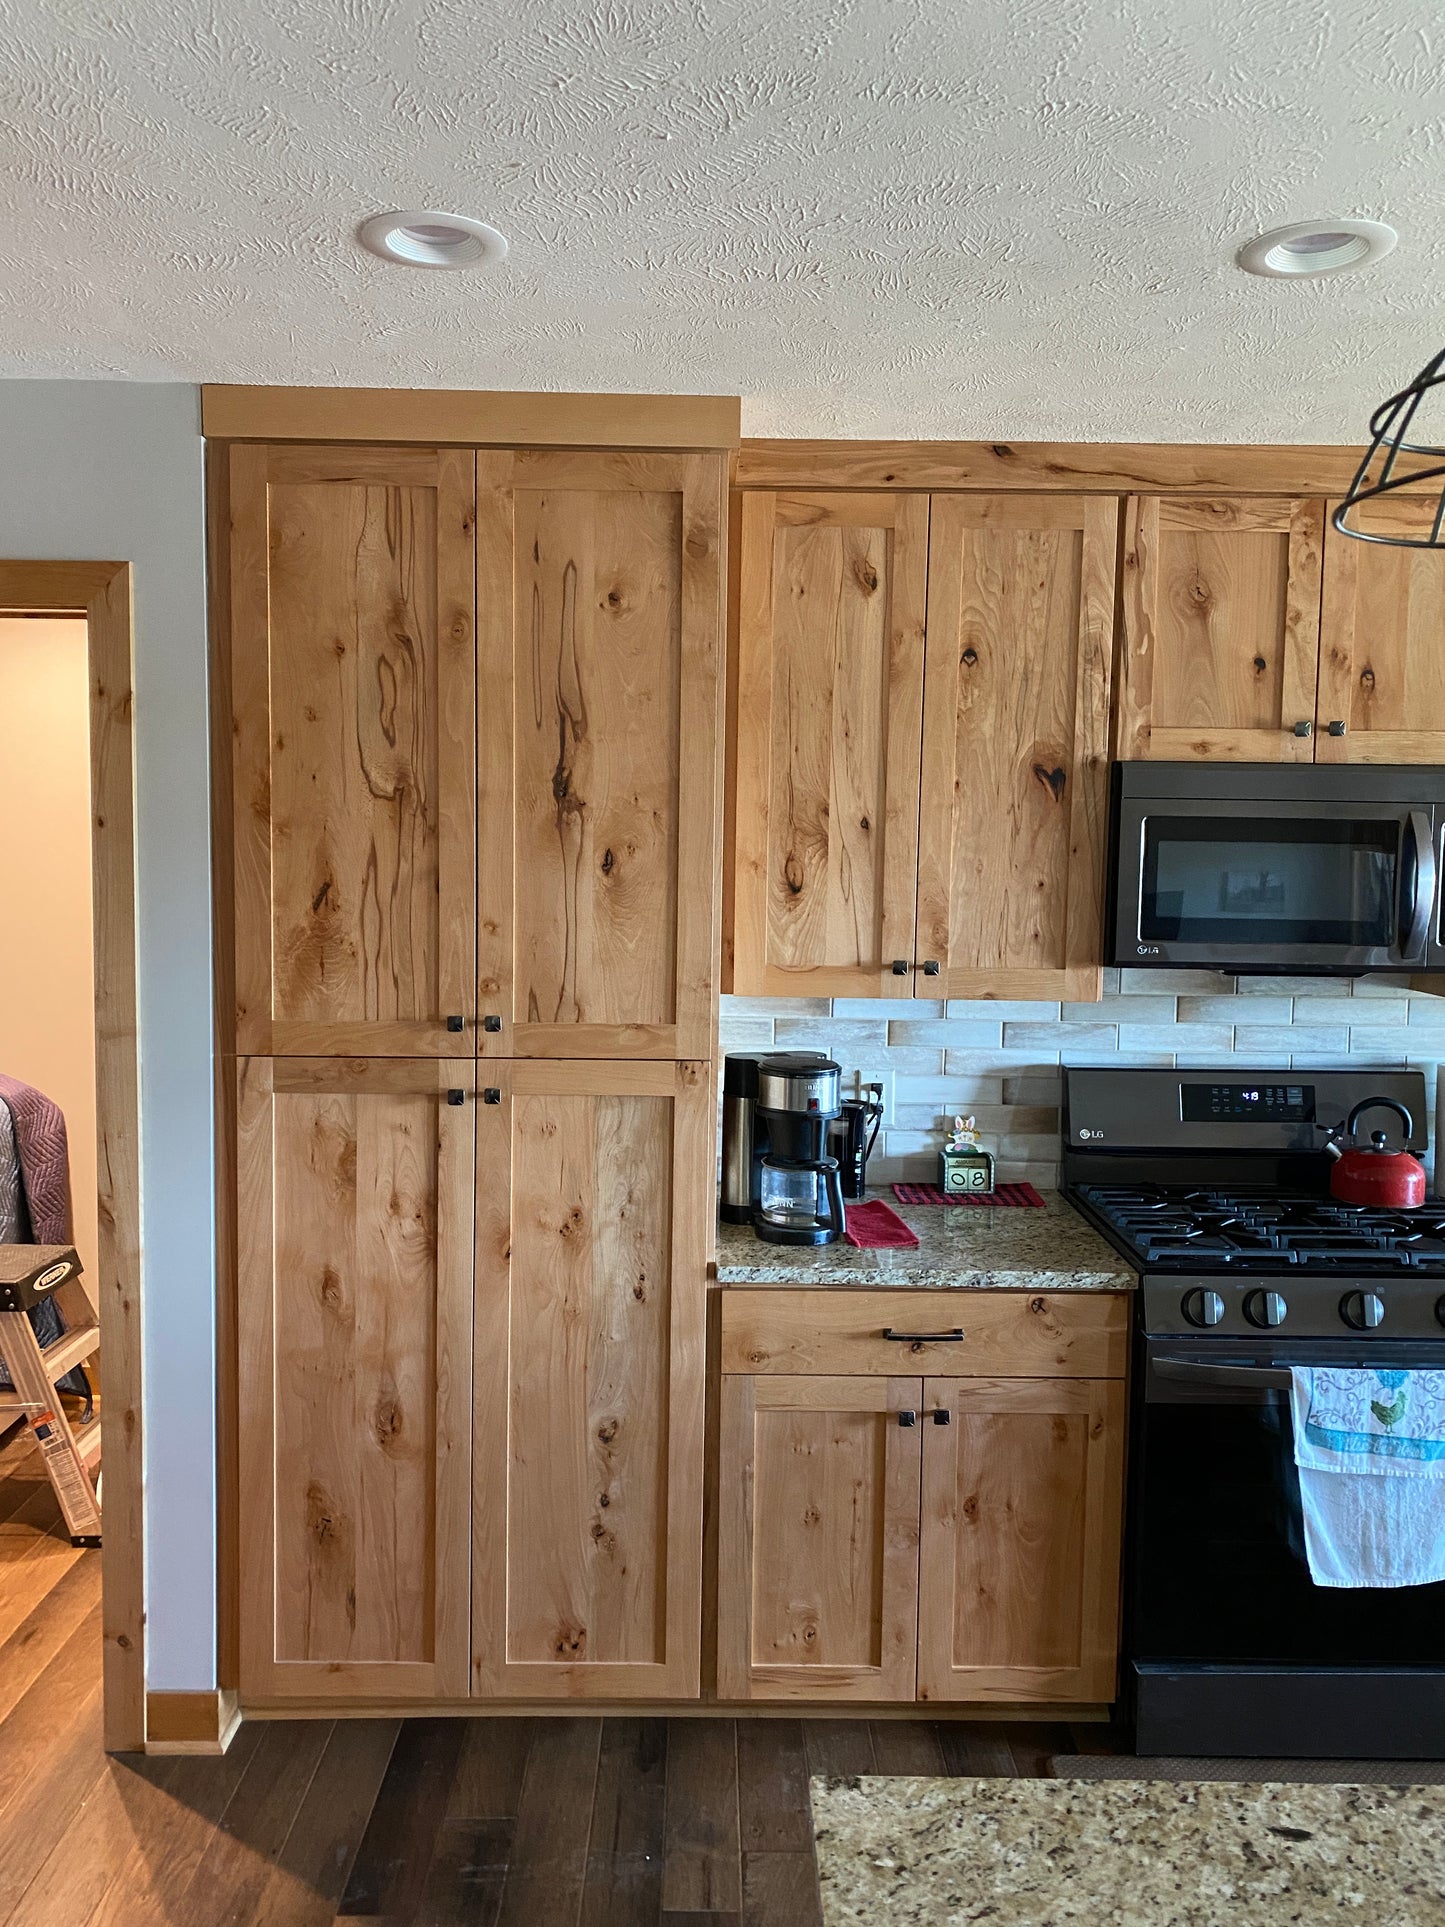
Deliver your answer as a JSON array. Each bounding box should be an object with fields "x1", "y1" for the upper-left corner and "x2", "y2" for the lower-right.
[{"x1": 0, "y1": 1245, "x2": 102, "y2": 1545}]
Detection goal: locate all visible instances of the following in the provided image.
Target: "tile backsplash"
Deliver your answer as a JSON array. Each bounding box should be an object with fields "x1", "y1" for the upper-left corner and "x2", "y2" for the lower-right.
[{"x1": 720, "y1": 971, "x2": 1445, "y2": 1190}]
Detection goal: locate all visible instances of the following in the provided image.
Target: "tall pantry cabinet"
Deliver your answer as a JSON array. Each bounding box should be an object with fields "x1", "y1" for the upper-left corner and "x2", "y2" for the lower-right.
[{"x1": 218, "y1": 423, "x2": 728, "y2": 1704}]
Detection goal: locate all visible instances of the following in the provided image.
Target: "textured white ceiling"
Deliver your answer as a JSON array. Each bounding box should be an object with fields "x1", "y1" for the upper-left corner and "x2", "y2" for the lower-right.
[{"x1": 2, "y1": 0, "x2": 1443, "y2": 440}]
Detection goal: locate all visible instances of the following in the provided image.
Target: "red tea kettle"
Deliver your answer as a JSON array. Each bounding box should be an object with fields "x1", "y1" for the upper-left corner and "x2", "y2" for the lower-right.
[{"x1": 1323, "y1": 1098, "x2": 1427, "y2": 1207}]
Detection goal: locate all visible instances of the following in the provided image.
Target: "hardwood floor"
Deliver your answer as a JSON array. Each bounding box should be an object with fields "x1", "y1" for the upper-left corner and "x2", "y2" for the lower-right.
[{"x1": 0, "y1": 1418, "x2": 1118, "y2": 1926}]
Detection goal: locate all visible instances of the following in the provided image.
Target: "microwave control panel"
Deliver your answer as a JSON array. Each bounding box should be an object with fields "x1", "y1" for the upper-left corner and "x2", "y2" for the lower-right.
[{"x1": 1181, "y1": 1082, "x2": 1315, "y2": 1123}]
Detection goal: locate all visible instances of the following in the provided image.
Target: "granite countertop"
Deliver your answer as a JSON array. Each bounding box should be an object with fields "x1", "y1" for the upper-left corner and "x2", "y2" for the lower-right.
[
  {"x1": 714, "y1": 1191, "x2": 1135, "y2": 1291},
  {"x1": 811, "y1": 1774, "x2": 1445, "y2": 1926}
]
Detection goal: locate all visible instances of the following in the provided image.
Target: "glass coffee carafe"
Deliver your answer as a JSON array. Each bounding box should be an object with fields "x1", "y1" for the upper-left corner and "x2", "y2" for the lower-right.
[{"x1": 753, "y1": 1149, "x2": 846, "y2": 1246}]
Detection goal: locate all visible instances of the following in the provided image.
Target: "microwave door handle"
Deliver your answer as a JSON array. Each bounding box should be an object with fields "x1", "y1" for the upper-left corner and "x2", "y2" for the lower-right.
[
  {"x1": 1151, "y1": 1356, "x2": 1293, "y2": 1391},
  {"x1": 1399, "y1": 810, "x2": 1437, "y2": 960}
]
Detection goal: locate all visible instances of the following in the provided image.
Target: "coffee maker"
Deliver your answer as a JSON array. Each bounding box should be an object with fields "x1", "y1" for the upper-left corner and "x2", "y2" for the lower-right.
[{"x1": 720, "y1": 1052, "x2": 847, "y2": 1245}]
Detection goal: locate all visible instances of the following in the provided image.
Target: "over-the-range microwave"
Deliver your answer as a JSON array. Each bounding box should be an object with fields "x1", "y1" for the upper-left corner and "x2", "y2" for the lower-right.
[{"x1": 1108, "y1": 763, "x2": 1445, "y2": 974}]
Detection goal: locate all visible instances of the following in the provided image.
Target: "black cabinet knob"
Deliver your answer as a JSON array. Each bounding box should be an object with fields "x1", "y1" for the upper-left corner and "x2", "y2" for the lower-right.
[
  {"x1": 482, "y1": 1014, "x2": 502, "y2": 1033},
  {"x1": 897, "y1": 1410, "x2": 917, "y2": 1428},
  {"x1": 483, "y1": 1087, "x2": 501, "y2": 1105},
  {"x1": 1293, "y1": 720, "x2": 1314, "y2": 738},
  {"x1": 447, "y1": 1089, "x2": 465, "y2": 1106},
  {"x1": 1328, "y1": 719, "x2": 1347, "y2": 737},
  {"x1": 922, "y1": 959, "x2": 941, "y2": 976},
  {"x1": 446, "y1": 1014, "x2": 465, "y2": 1033},
  {"x1": 932, "y1": 1408, "x2": 951, "y2": 1425},
  {"x1": 891, "y1": 959, "x2": 910, "y2": 976}
]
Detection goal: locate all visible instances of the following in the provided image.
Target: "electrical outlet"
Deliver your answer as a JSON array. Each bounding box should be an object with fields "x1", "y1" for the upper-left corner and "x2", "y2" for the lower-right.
[{"x1": 844, "y1": 1068, "x2": 894, "y2": 1127}]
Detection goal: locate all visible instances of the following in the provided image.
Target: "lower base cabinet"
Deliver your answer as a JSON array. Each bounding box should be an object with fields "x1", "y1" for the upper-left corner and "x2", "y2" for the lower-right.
[{"x1": 716, "y1": 1293, "x2": 1128, "y2": 1706}]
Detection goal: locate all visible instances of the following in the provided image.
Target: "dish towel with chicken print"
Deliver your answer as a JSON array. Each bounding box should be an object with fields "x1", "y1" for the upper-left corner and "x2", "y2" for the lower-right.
[{"x1": 1290, "y1": 1368, "x2": 1445, "y2": 1587}]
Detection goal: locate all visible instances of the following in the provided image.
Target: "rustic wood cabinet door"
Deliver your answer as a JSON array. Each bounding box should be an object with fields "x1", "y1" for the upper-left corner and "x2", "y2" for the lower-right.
[
  {"x1": 717, "y1": 1375, "x2": 922, "y2": 1702},
  {"x1": 917, "y1": 494, "x2": 1117, "y2": 1002},
  {"x1": 1319, "y1": 498, "x2": 1445, "y2": 762},
  {"x1": 236, "y1": 1057, "x2": 474, "y2": 1700},
  {"x1": 728, "y1": 491, "x2": 929, "y2": 997},
  {"x1": 229, "y1": 445, "x2": 477, "y2": 1055},
  {"x1": 917, "y1": 1377, "x2": 1125, "y2": 1704},
  {"x1": 1117, "y1": 495, "x2": 1324, "y2": 762},
  {"x1": 471, "y1": 1059, "x2": 711, "y2": 1698},
  {"x1": 474, "y1": 451, "x2": 725, "y2": 1059}
]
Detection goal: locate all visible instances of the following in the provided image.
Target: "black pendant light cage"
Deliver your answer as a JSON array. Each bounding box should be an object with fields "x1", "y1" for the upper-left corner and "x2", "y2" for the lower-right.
[{"x1": 1334, "y1": 345, "x2": 1445, "y2": 548}]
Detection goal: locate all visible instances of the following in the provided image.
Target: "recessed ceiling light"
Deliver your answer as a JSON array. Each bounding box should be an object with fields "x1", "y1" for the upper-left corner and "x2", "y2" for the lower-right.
[
  {"x1": 357, "y1": 209, "x2": 509, "y2": 271},
  {"x1": 1236, "y1": 219, "x2": 1397, "y2": 279}
]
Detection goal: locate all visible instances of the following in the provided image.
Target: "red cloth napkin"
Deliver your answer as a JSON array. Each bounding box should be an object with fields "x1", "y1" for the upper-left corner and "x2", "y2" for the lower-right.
[{"x1": 845, "y1": 1199, "x2": 920, "y2": 1249}]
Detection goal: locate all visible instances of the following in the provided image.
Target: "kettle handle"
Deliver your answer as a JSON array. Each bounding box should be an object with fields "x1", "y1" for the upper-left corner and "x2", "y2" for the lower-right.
[{"x1": 1345, "y1": 1096, "x2": 1415, "y2": 1146}]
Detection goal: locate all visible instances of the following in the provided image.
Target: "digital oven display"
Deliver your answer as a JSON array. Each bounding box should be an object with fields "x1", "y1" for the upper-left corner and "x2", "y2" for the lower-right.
[{"x1": 1181, "y1": 1082, "x2": 1315, "y2": 1123}]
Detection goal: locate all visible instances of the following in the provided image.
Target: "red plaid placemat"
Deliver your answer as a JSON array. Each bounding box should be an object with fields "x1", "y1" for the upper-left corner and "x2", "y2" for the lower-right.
[{"x1": 892, "y1": 1181, "x2": 1046, "y2": 1208}]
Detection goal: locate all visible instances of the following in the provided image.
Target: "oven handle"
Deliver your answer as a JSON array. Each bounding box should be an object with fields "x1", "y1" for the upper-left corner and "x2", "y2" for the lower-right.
[
  {"x1": 1152, "y1": 1356, "x2": 1293, "y2": 1391},
  {"x1": 1399, "y1": 809, "x2": 1437, "y2": 961}
]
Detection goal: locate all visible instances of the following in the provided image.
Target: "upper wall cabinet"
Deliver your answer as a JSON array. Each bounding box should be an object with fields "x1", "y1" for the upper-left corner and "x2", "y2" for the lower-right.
[
  {"x1": 476, "y1": 450, "x2": 725, "y2": 1059},
  {"x1": 229, "y1": 445, "x2": 478, "y2": 1056},
  {"x1": 226, "y1": 443, "x2": 726, "y2": 1058},
  {"x1": 1116, "y1": 495, "x2": 1324, "y2": 762},
  {"x1": 728, "y1": 491, "x2": 929, "y2": 998},
  {"x1": 726, "y1": 491, "x2": 1116, "y2": 1001},
  {"x1": 918, "y1": 495, "x2": 1118, "y2": 1003},
  {"x1": 1318, "y1": 495, "x2": 1445, "y2": 763}
]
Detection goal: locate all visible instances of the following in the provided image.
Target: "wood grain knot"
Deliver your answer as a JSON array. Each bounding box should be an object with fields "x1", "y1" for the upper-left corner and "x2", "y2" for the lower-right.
[
  {"x1": 783, "y1": 851, "x2": 804, "y2": 896},
  {"x1": 962, "y1": 647, "x2": 979, "y2": 666},
  {"x1": 597, "y1": 1419, "x2": 619, "y2": 1446},
  {"x1": 553, "y1": 1623, "x2": 586, "y2": 1658},
  {"x1": 374, "y1": 1398, "x2": 404, "y2": 1451},
  {"x1": 590, "y1": 1520, "x2": 617, "y2": 1553},
  {"x1": 961, "y1": 1495, "x2": 979, "y2": 1521},
  {"x1": 1053, "y1": 1416, "x2": 1070, "y2": 1444},
  {"x1": 853, "y1": 559, "x2": 879, "y2": 594},
  {"x1": 1028, "y1": 1296, "x2": 1048, "y2": 1314},
  {"x1": 318, "y1": 1264, "x2": 343, "y2": 1307},
  {"x1": 1032, "y1": 764, "x2": 1067, "y2": 801},
  {"x1": 311, "y1": 878, "x2": 333, "y2": 913},
  {"x1": 1252, "y1": 655, "x2": 1267, "y2": 675},
  {"x1": 1188, "y1": 576, "x2": 1212, "y2": 607},
  {"x1": 990, "y1": 443, "x2": 1014, "y2": 460},
  {"x1": 305, "y1": 1482, "x2": 344, "y2": 1547},
  {"x1": 601, "y1": 847, "x2": 615, "y2": 875},
  {"x1": 1359, "y1": 665, "x2": 1375, "y2": 692}
]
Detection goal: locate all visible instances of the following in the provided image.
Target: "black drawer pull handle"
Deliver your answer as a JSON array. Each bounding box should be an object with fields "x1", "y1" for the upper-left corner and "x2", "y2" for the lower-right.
[
  {"x1": 483, "y1": 1087, "x2": 501, "y2": 1105},
  {"x1": 933, "y1": 1408, "x2": 952, "y2": 1425},
  {"x1": 446, "y1": 1014, "x2": 466, "y2": 1033},
  {"x1": 482, "y1": 1014, "x2": 502, "y2": 1033},
  {"x1": 447, "y1": 1089, "x2": 465, "y2": 1106},
  {"x1": 882, "y1": 1327, "x2": 965, "y2": 1343},
  {"x1": 922, "y1": 959, "x2": 941, "y2": 976},
  {"x1": 891, "y1": 959, "x2": 910, "y2": 976},
  {"x1": 898, "y1": 1410, "x2": 917, "y2": 1427}
]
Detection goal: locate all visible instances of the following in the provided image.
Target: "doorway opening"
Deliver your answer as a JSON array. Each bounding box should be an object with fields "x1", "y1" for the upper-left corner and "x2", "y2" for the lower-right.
[{"x1": 0, "y1": 563, "x2": 143, "y2": 1753}]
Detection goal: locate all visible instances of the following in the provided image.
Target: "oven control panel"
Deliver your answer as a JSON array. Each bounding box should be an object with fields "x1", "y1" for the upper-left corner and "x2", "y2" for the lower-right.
[
  {"x1": 1181, "y1": 1082, "x2": 1314, "y2": 1123},
  {"x1": 1145, "y1": 1278, "x2": 1445, "y2": 1342}
]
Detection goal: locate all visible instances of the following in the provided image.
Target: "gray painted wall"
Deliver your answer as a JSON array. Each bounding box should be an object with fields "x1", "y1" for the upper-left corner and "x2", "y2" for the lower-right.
[{"x1": 0, "y1": 380, "x2": 215, "y2": 1690}]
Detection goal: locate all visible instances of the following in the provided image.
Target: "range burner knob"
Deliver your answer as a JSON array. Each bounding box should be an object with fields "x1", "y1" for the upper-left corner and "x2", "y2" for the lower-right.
[
  {"x1": 1340, "y1": 1290, "x2": 1386, "y2": 1331},
  {"x1": 1244, "y1": 1288, "x2": 1288, "y2": 1329},
  {"x1": 1182, "y1": 1288, "x2": 1226, "y2": 1328}
]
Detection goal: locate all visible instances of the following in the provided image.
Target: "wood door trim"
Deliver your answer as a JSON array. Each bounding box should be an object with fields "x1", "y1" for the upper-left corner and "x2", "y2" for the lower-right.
[
  {"x1": 734, "y1": 440, "x2": 1411, "y2": 495},
  {"x1": 203, "y1": 386, "x2": 741, "y2": 449},
  {"x1": 0, "y1": 559, "x2": 145, "y2": 1752}
]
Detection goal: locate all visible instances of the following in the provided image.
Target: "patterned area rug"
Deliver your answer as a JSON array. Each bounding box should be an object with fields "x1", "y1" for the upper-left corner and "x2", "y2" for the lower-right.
[{"x1": 811, "y1": 1774, "x2": 1445, "y2": 1925}]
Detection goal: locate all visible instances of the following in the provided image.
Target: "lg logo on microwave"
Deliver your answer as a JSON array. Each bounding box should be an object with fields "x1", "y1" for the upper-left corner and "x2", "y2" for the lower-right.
[
  {"x1": 1077, "y1": 1127, "x2": 1105, "y2": 1140},
  {"x1": 1136, "y1": 944, "x2": 1161, "y2": 956}
]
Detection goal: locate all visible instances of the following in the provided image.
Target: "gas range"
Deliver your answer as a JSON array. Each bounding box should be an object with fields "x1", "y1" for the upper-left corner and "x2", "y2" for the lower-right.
[{"x1": 1062, "y1": 1065, "x2": 1439, "y2": 1343}]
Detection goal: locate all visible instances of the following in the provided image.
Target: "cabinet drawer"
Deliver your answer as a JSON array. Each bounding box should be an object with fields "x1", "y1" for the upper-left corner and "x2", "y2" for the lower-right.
[{"x1": 719, "y1": 1289, "x2": 1128, "y2": 1380}]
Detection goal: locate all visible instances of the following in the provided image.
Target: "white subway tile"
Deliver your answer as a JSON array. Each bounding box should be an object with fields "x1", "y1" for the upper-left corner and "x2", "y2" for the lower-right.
[
  {"x1": 1002, "y1": 1071, "x2": 1064, "y2": 1106},
  {"x1": 1120, "y1": 968, "x2": 1235, "y2": 994},
  {"x1": 1236, "y1": 976, "x2": 1344, "y2": 997},
  {"x1": 1004, "y1": 1023, "x2": 1118, "y2": 1050},
  {"x1": 718, "y1": 1020, "x2": 775, "y2": 1053},
  {"x1": 1067, "y1": 1048, "x2": 1177, "y2": 1067},
  {"x1": 1235, "y1": 1024, "x2": 1350, "y2": 1054},
  {"x1": 832, "y1": 997, "x2": 946, "y2": 1019},
  {"x1": 1065, "y1": 996, "x2": 1178, "y2": 1025},
  {"x1": 946, "y1": 999, "x2": 1062, "y2": 1022},
  {"x1": 1265, "y1": 997, "x2": 1357, "y2": 1026},
  {"x1": 1343, "y1": 1028, "x2": 1413, "y2": 1061},
  {"x1": 773, "y1": 1019, "x2": 889, "y2": 1049},
  {"x1": 870, "y1": 1047, "x2": 951, "y2": 1075},
  {"x1": 1351, "y1": 975, "x2": 1416, "y2": 999},
  {"x1": 892, "y1": 1073, "x2": 1006, "y2": 1106},
  {"x1": 995, "y1": 1159, "x2": 1061, "y2": 1188},
  {"x1": 889, "y1": 1019, "x2": 1004, "y2": 1049},
  {"x1": 721, "y1": 995, "x2": 830, "y2": 1017},
  {"x1": 1176, "y1": 994, "x2": 1291, "y2": 1025},
  {"x1": 944, "y1": 1048, "x2": 1063, "y2": 1074},
  {"x1": 881, "y1": 1130, "x2": 943, "y2": 1159},
  {"x1": 1407, "y1": 999, "x2": 1445, "y2": 1029}
]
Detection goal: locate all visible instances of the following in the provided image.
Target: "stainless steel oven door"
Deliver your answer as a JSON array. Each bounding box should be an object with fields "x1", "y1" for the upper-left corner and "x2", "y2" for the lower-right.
[{"x1": 1112, "y1": 796, "x2": 1438, "y2": 970}]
